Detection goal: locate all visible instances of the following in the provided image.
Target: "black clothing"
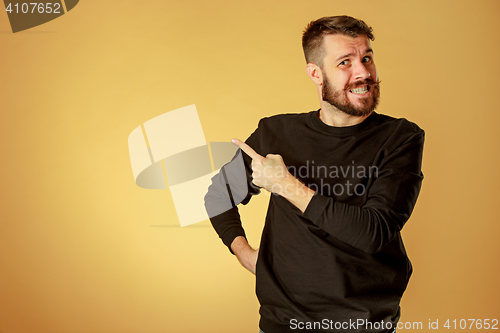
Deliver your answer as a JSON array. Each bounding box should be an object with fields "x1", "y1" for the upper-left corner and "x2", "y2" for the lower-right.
[{"x1": 206, "y1": 110, "x2": 424, "y2": 333}]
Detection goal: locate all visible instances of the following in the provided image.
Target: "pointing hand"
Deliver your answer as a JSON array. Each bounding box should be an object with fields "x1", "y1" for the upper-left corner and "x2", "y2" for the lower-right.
[{"x1": 231, "y1": 138, "x2": 290, "y2": 194}]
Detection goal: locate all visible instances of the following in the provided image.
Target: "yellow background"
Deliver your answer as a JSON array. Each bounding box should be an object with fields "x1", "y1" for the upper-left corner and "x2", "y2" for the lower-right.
[{"x1": 1, "y1": 0, "x2": 499, "y2": 332}]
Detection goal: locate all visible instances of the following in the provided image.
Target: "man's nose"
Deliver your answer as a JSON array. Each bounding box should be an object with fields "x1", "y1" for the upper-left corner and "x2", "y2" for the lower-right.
[{"x1": 353, "y1": 61, "x2": 371, "y2": 80}]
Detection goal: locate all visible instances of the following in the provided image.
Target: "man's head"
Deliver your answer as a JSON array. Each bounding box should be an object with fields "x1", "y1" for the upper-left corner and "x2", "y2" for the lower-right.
[
  {"x1": 302, "y1": 16, "x2": 374, "y2": 68},
  {"x1": 303, "y1": 16, "x2": 380, "y2": 118}
]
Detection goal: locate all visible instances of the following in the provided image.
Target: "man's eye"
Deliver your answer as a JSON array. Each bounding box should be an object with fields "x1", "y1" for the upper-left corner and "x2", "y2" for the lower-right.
[
  {"x1": 339, "y1": 60, "x2": 349, "y2": 66},
  {"x1": 362, "y1": 56, "x2": 371, "y2": 63}
]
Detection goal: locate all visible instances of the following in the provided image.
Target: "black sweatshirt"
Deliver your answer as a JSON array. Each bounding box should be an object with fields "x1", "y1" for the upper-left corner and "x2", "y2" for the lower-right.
[{"x1": 206, "y1": 110, "x2": 424, "y2": 333}]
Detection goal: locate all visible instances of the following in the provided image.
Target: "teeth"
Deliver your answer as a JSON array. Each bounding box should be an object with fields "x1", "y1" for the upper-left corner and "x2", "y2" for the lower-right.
[{"x1": 350, "y1": 87, "x2": 368, "y2": 94}]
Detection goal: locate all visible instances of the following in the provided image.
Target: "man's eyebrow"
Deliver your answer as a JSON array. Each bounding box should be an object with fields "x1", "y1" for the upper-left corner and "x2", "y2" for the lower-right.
[
  {"x1": 335, "y1": 48, "x2": 374, "y2": 63},
  {"x1": 335, "y1": 53, "x2": 354, "y2": 63}
]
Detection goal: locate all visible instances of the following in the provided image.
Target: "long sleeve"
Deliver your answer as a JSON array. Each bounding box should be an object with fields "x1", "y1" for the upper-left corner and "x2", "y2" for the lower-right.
[
  {"x1": 219, "y1": 110, "x2": 426, "y2": 332},
  {"x1": 205, "y1": 143, "x2": 260, "y2": 253},
  {"x1": 301, "y1": 130, "x2": 425, "y2": 254}
]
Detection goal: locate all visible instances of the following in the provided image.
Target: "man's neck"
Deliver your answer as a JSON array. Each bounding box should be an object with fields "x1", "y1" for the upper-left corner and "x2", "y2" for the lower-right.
[{"x1": 318, "y1": 103, "x2": 371, "y2": 127}]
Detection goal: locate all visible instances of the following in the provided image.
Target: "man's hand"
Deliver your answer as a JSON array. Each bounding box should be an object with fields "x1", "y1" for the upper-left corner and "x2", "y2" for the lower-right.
[
  {"x1": 231, "y1": 236, "x2": 259, "y2": 274},
  {"x1": 231, "y1": 138, "x2": 290, "y2": 193},
  {"x1": 231, "y1": 138, "x2": 315, "y2": 213}
]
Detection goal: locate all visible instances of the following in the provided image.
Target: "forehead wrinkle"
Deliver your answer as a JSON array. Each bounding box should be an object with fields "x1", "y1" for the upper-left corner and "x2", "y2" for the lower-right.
[{"x1": 323, "y1": 34, "x2": 372, "y2": 60}]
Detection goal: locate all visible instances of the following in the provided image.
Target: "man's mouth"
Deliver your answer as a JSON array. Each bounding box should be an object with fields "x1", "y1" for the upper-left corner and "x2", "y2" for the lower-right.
[{"x1": 349, "y1": 85, "x2": 369, "y2": 94}]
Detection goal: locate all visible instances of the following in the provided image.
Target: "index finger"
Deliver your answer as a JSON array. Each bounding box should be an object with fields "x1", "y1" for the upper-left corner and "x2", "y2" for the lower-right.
[{"x1": 231, "y1": 138, "x2": 263, "y2": 161}]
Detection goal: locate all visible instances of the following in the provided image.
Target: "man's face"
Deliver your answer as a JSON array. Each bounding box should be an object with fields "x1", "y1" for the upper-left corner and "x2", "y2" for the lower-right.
[{"x1": 319, "y1": 34, "x2": 380, "y2": 117}]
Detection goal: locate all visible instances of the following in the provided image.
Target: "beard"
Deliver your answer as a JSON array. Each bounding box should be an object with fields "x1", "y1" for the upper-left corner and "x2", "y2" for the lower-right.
[{"x1": 322, "y1": 74, "x2": 381, "y2": 117}]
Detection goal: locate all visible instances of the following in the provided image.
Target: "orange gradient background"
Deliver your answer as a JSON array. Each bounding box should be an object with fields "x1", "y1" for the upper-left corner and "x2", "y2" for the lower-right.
[{"x1": 0, "y1": 0, "x2": 499, "y2": 332}]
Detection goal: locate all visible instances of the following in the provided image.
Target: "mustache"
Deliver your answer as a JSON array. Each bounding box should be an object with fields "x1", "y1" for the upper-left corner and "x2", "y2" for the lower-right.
[{"x1": 345, "y1": 78, "x2": 381, "y2": 91}]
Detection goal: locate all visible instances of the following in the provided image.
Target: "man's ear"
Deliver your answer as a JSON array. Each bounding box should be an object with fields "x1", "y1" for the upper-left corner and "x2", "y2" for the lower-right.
[{"x1": 306, "y1": 63, "x2": 323, "y2": 86}]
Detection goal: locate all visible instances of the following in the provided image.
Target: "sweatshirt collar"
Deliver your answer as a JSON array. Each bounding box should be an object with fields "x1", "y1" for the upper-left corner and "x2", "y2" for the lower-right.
[{"x1": 308, "y1": 109, "x2": 379, "y2": 136}]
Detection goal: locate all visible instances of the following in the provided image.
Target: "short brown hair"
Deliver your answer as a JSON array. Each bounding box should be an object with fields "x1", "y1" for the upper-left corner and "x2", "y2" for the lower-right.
[{"x1": 302, "y1": 16, "x2": 374, "y2": 67}]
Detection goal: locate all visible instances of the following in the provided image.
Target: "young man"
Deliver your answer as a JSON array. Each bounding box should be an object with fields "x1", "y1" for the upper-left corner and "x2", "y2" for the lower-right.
[{"x1": 205, "y1": 16, "x2": 424, "y2": 333}]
